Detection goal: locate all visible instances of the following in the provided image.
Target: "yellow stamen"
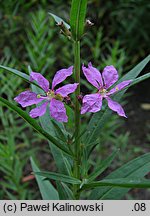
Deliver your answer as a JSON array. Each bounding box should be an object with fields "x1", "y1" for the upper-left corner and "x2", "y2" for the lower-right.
[
  {"x1": 47, "y1": 90, "x2": 63, "y2": 101},
  {"x1": 37, "y1": 94, "x2": 41, "y2": 98},
  {"x1": 99, "y1": 88, "x2": 108, "y2": 96},
  {"x1": 46, "y1": 90, "x2": 55, "y2": 99}
]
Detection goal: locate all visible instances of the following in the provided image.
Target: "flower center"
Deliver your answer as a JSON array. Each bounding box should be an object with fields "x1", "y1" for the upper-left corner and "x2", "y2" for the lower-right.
[
  {"x1": 37, "y1": 90, "x2": 63, "y2": 101},
  {"x1": 46, "y1": 90, "x2": 55, "y2": 99},
  {"x1": 99, "y1": 88, "x2": 108, "y2": 96},
  {"x1": 47, "y1": 90, "x2": 63, "y2": 101}
]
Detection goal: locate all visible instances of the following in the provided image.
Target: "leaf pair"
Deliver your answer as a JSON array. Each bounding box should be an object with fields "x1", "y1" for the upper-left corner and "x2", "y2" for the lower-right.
[
  {"x1": 89, "y1": 152, "x2": 150, "y2": 199},
  {"x1": 32, "y1": 152, "x2": 150, "y2": 195}
]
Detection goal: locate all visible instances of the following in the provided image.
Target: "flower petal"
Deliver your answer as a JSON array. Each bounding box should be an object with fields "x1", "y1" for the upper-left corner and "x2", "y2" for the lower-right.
[
  {"x1": 55, "y1": 83, "x2": 79, "y2": 97},
  {"x1": 52, "y1": 66, "x2": 73, "y2": 89},
  {"x1": 106, "y1": 97, "x2": 127, "y2": 118},
  {"x1": 107, "y1": 80, "x2": 132, "y2": 95},
  {"x1": 81, "y1": 93, "x2": 102, "y2": 114},
  {"x1": 29, "y1": 101, "x2": 48, "y2": 118},
  {"x1": 82, "y1": 62, "x2": 103, "y2": 89},
  {"x1": 50, "y1": 99, "x2": 68, "y2": 122},
  {"x1": 30, "y1": 72, "x2": 49, "y2": 92},
  {"x1": 102, "y1": 65, "x2": 119, "y2": 89},
  {"x1": 14, "y1": 90, "x2": 43, "y2": 107}
]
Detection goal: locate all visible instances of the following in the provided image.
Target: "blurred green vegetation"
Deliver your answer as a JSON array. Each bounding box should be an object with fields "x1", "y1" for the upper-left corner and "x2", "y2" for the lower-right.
[{"x1": 0, "y1": 0, "x2": 149, "y2": 199}]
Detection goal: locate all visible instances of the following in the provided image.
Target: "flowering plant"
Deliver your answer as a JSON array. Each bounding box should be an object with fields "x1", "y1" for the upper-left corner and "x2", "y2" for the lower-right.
[{"x1": 0, "y1": 0, "x2": 150, "y2": 200}]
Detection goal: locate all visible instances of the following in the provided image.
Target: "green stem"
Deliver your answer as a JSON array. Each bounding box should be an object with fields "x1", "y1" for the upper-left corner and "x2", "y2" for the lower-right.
[{"x1": 73, "y1": 40, "x2": 81, "y2": 199}]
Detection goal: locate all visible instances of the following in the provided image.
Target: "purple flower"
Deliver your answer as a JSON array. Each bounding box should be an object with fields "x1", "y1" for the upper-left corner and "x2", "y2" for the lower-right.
[
  {"x1": 14, "y1": 66, "x2": 78, "y2": 122},
  {"x1": 81, "y1": 63, "x2": 132, "y2": 118}
]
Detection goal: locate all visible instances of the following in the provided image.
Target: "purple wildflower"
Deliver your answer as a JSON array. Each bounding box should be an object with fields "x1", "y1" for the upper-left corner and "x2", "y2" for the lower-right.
[
  {"x1": 14, "y1": 66, "x2": 78, "y2": 122},
  {"x1": 81, "y1": 63, "x2": 132, "y2": 118}
]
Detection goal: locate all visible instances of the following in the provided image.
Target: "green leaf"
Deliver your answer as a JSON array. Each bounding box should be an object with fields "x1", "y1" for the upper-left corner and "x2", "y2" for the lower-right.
[
  {"x1": 0, "y1": 65, "x2": 41, "y2": 89},
  {"x1": 31, "y1": 83, "x2": 73, "y2": 175},
  {"x1": 83, "y1": 178, "x2": 150, "y2": 190},
  {"x1": 89, "y1": 152, "x2": 150, "y2": 199},
  {"x1": 35, "y1": 171, "x2": 81, "y2": 184},
  {"x1": 63, "y1": 157, "x2": 73, "y2": 176},
  {"x1": 126, "y1": 72, "x2": 150, "y2": 89},
  {"x1": 49, "y1": 13, "x2": 70, "y2": 30},
  {"x1": 56, "y1": 182, "x2": 75, "y2": 200},
  {"x1": 113, "y1": 72, "x2": 150, "y2": 97},
  {"x1": 50, "y1": 144, "x2": 73, "y2": 175},
  {"x1": 51, "y1": 120, "x2": 67, "y2": 143},
  {"x1": 31, "y1": 69, "x2": 73, "y2": 175},
  {"x1": 31, "y1": 158, "x2": 59, "y2": 200},
  {"x1": 87, "y1": 149, "x2": 119, "y2": 183},
  {"x1": 61, "y1": 182, "x2": 75, "y2": 200},
  {"x1": 0, "y1": 97, "x2": 73, "y2": 157},
  {"x1": 120, "y1": 55, "x2": 150, "y2": 82},
  {"x1": 84, "y1": 55, "x2": 150, "y2": 145},
  {"x1": 56, "y1": 182, "x2": 68, "y2": 200},
  {"x1": 41, "y1": 115, "x2": 71, "y2": 174},
  {"x1": 4, "y1": 189, "x2": 17, "y2": 200},
  {"x1": 70, "y1": 0, "x2": 88, "y2": 40},
  {"x1": 0, "y1": 65, "x2": 29, "y2": 81}
]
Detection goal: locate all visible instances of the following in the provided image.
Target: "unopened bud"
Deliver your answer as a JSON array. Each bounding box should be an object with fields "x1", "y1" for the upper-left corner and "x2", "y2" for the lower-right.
[
  {"x1": 86, "y1": 19, "x2": 94, "y2": 27},
  {"x1": 57, "y1": 21, "x2": 64, "y2": 27},
  {"x1": 63, "y1": 96, "x2": 71, "y2": 105},
  {"x1": 57, "y1": 21, "x2": 72, "y2": 39},
  {"x1": 77, "y1": 94, "x2": 83, "y2": 104},
  {"x1": 37, "y1": 94, "x2": 41, "y2": 98}
]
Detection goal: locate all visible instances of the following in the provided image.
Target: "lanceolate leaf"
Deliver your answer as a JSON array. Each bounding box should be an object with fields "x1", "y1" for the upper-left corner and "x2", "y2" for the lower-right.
[
  {"x1": 114, "y1": 72, "x2": 150, "y2": 95},
  {"x1": 61, "y1": 182, "x2": 75, "y2": 200},
  {"x1": 31, "y1": 158, "x2": 59, "y2": 200},
  {"x1": 49, "y1": 13, "x2": 70, "y2": 29},
  {"x1": 87, "y1": 149, "x2": 119, "y2": 183},
  {"x1": 70, "y1": 0, "x2": 88, "y2": 40},
  {"x1": 31, "y1": 83, "x2": 73, "y2": 175},
  {"x1": 0, "y1": 97, "x2": 73, "y2": 157},
  {"x1": 120, "y1": 55, "x2": 150, "y2": 82},
  {"x1": 82, "y1": 178, "x2": 150, "y2": 190},
  {"x1": 89, "y1": 152, "x2": 150, "y2": 199},
  {"x1": 56, "y1": 182, "x2": 68, "y2": 200},
  {"x1": 51, "y1": 120, "x2": 67, "y2": 143},
  {"x1": 0, "y1": 65, "x2": 29, "y2": 81},
  {"x1": 0, "y1": 65, "x2": 41, "y2": 89},
  {"x1": 127, "y1": 72, "x2": 150, "y2": 87},
  {"x1": 84, "y1": 55, "x2": 150, "y2": 145},
  {"x1": 35, "y1": 171, "x2": 81, "y2": 184},
  {"x1": 56, "y1": 182, "x2": 75, "y2": 200},
  {"x1": 29, "y1": 65, "x2": 74, "y2": 175}
]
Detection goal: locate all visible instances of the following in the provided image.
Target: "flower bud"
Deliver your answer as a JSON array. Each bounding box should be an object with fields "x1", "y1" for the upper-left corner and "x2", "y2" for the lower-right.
[
  {"x1": 63, "y1": 96, "x2": 71, "y2": 105},
  {"x1": 77, "y1": 94, "x2": 83, "y2": 104},
  {"x1": 86, "y1": 19, "x2": 94, "y2": 27},
  {"x1": 57, "y1": 21, "x2": 71, "y2": 39}
]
